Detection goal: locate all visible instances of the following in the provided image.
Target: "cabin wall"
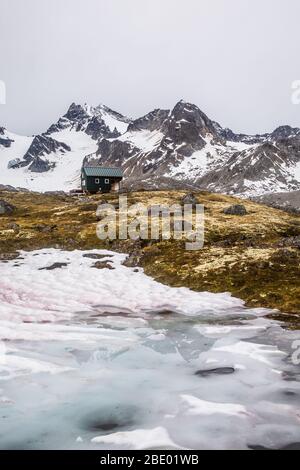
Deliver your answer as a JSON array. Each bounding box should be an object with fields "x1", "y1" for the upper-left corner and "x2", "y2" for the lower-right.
[{"x1": 83, "y1": 176, "x2": 122, "y2": 193}]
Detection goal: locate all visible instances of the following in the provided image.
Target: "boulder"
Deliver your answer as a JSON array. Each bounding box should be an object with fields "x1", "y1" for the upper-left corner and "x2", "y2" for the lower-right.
[
  {"x1": 0, "y1": 200, "x2": 15, "y2": 216},
  {"x1": 34, "y1": 224, "x2": 57, "y2": 233},
  {"x1": 122, "y1": 252, "x2": 142, "y2": 268},
  {"x1": 7, "y1": 222, "x2": 20, "y2": 233},
  {"x1": 223, "y1": 204, "x2": 247, "y2": 216},
  {"x1": 181, "y1": 193, "x2": 198, "y2": 206},
  {"x1": 92, "y1": 261, "x2": 115, "y2": 270},
  {"x1": 0, "y1": 184, "x2": 18, "y2": 192},
  {"x1": 278, "y1": 236, "x2": 300, "y2": 250},
  {"x1": 39, "y1": 262, "x2": 69, "y2": 271},
  {"x1": 83, "y1": 253, "x2": 113, "y2": 260}
]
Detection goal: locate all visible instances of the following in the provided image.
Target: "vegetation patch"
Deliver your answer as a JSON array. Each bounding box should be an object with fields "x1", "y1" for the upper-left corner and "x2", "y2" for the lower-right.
[{"x1": 0, "y1": 189, "x2": 299, "y2": 326}]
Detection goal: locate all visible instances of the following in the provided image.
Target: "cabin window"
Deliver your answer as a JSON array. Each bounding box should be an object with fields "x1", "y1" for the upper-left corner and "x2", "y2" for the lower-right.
[
  {"x1": 95, "y1": 178, "x2": 100, "y2": 184},
  {"x1": 105, "y1": 178, "x2": 110, "y2": 184}
]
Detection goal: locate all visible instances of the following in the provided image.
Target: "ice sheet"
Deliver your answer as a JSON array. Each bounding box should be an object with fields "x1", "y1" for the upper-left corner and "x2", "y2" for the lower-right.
[{"x1": 0, "y1": 249, "x2": 299, "y2": 450}]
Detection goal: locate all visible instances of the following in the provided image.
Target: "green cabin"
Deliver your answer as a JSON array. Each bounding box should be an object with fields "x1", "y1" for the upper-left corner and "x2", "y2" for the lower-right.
[{"x1": 81, "y1": 166, "x2": 123, "y2": 194}]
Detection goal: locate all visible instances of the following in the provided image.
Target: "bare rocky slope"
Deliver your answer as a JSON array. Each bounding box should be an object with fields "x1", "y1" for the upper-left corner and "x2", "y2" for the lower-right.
[{"x1": 253, "y1": 190, "x2": 300, "y2": 214}]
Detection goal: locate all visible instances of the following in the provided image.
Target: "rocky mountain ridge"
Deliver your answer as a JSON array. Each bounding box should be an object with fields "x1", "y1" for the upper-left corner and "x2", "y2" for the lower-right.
[{"x1": 1, "y1": 100, "x2": 300, "y2": 196}]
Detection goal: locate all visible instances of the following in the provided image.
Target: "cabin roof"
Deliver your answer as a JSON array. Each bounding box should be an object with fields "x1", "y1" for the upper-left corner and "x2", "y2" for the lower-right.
[{"x1": 82, "y1": 167, "x2": 123, "y2": 178}]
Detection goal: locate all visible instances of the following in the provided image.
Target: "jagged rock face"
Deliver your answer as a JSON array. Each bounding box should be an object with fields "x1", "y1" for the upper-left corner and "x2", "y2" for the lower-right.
[
  {"x1": 193, "y1": 136, "x2": 300, "y2": 195},
  {"x1": 163, "y1": 101, "x2": 220, "y2": 147},
  {"x1": 90, "y1": 101, "x2": 225, "y2": 180},
  {"x1": 0, "y1": 137, "x2": 13, "y2": 148},
  {"x1": 85, "y1": 116, "x2": 120, "y2": 140},
  {"x1": 23, "y1": 135, "x2": 71, "y2": 163},
  {"x1": 270, "y1": 126, "x2": 300, "y2": 140},
  {"x1": 46, "y1": 103, "x2": 130, "y2": 139},
  {"x1": 127, "y1": 109, "x2": 169, "y2": 133},
  {"x1": 28, "y1": 156, "x2": 56, "y2": 173},
  {"x1": 85, "y1": 139, "x2": 135, "y2": 169},
  {"x1": 216, "y1": 127, "x2": 263, "y2": 144},
  {"x1": 216, "y1": 125, "x2": 300, "y2": 146},
  {"x1": 47, "y1": 103, "x2": 93, "y2": 134},
  {"x1": 65, "y1": 103, "x2": 90, "y2": 123},
  {"x1": 85, "y1": 116, "x2": 111, "y2": 140},
  {"x1": 8, "y1": 135, "x2": 71, "y2": 171}
]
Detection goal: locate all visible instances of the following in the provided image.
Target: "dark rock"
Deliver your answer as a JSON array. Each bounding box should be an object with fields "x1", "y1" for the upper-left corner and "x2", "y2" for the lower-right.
[
  {"x1": 0, "y1": 137, "x2": 13, "y2": 148},
  {"x1": 8, "y1": 134, "x2": 71, "y2": 172},
  {"x1": 34, "y1": 224, "x2": 57, "y2": 233},
  {"x1": 85, "y1": 115, "x2": 120, "y2": 140},
  {"x1": 65, "y1": 103, "x2": 90, "y2": 122},
  {"x1": 7, "y1": 158, "x2": 25, "y2": 169},
  {"x1": 278, "y1": 236, "x2": 300, "y2": 249},
  {"x1": 122, "y1": 253, "x2": 142, "y2": 268},
  {"x1": 28, "y1": 135, "x2": 71, "y2": 161},
  {"x1": 83, "y1": 253, "x2": 113, "y2": 260},
  {"x1": 163, "y1": 100, "x2": 222, "y2": 150},
  {"x1": 0, "y1": 184, "x2": 19, "y2": 192},
  {"x1": 7, "y1": 222, "x2": 20, "y2": 233},
  {"x1": 39, "y1": 262, "x2": 69, "y2": 271},
  {"x1": 181, "y1": 192, "x2": 198, "y2": 205},
  {"x1": 223, "y1": 204, "x2": 247, "y2": 216},
  {"x1": 0, "y1": 200, "x2": 16, "y2": 216},
  {"x1": 271, "y1": 249, "x2": 298, "y2": 263},
  {"x1": 92, "y1": 261, "x2": 115, "y2": 270},
  {"x1": 28, "y1": 156, "x2": 56, "y2": 173},
  {"x1": 128, "y1": 109, "x2": 169, "y2": 133},
  {"x1": 195, "y1": 367, "x2": 235, "y2": 377},
  {"x1": 46, "y1": 102, "x2": 129, "y2": 138}
]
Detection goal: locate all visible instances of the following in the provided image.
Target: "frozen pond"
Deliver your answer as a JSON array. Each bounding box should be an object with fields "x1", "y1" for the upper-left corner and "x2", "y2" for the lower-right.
[{"x1": 0, "y1": 249, "x2": 299, "y2": 450}]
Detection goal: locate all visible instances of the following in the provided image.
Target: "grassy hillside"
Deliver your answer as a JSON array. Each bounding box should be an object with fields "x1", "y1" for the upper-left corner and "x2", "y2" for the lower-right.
[{"x1": 0, "y1": 189, "x2": 299, "y2": 325}]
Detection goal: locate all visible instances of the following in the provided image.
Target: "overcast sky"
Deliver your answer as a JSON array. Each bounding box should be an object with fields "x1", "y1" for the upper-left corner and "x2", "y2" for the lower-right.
[{"x1": 0, "y1": 0, "x2": 300, "y2": 135}]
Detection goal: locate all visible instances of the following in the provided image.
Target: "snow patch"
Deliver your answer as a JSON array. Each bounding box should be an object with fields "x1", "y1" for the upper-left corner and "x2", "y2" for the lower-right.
[{"x1": 117, "y1": 130, "x2": 164, "y2": 153}]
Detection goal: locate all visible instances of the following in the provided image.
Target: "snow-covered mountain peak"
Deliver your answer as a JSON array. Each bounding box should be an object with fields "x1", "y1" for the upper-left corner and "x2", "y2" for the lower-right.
[{"x1": 46, "y1": 102, "x2": 131, "y2": 138}]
